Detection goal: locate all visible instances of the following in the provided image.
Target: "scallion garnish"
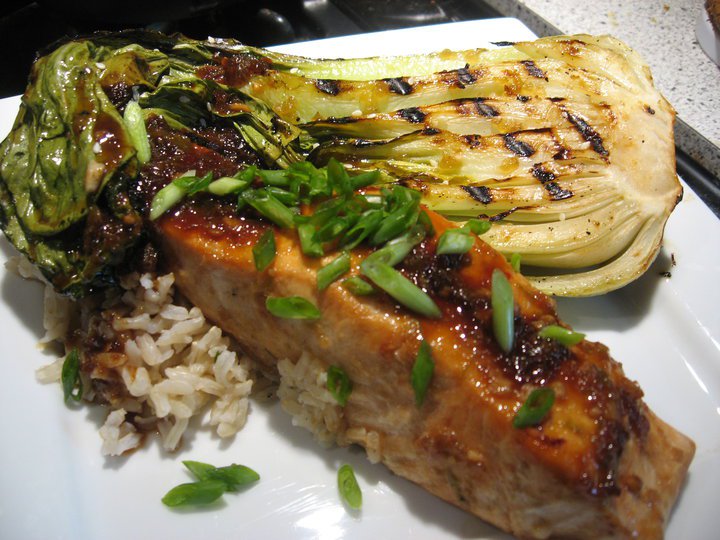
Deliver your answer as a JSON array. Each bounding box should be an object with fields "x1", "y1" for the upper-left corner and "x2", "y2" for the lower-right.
[
  {"x1": 513, "y1": 388, "x2": 556, "y2": 428},
  {"x1": 327, "y1": 365, "x2": 352, "y2": 406},
  {"x1": 436, "y1": 228, "x2": 475, "y2": 255},
  {"x1": 411, "y1": 340, "x2": 435, "y2": 407},
  {"x1": 252, "y1": 229, "x2": 276, "y2": 272},
  {"x1": 123, "y1": 100, "x2": 151, "y2": 164},
  {"x1": 162, "y1": 460, "x2": 260, "y2": 508},
  {"x1": 61, "y1": 348, "x2": 82, "y2": 402},
  {"x1": 342, "y1": 276, "x2": 375, "y2": 296},
  {"x1": 242, "y1": 189, "x2": 296, "y2": 229},
  {"x1": 207, "y1": 176, "x2": 250, "y2": 196},
  {"x1": 298, "y1": 222, "x2": 324, "y2": 257},
  {"x1": 464, "y1": 219, "x2": 491, "y2": 236},
  {"x1": 150, "y1": 180, "x2": 187, "y2": 220},
  {"x1": 162, "y1": 480, "x2": 227, "y2": 507},
  {"x1": 436, "y1": 219, "x2": 491, "y2": 256},
  {"x1": 360, "y1": 261, "x2": 441, "y2": 319},
  {"x1": 337, "y1": 464, "x2": 362, "y2": 510},
  {"x1": 266, "y1": 296, "x2": 321, "y2": 319},
  {"x1": 174, "y1": 171, "x2": 214, "y2": 195},
  {"x1": 538, "y1": 325, "x2": 585, "y2": 346},
  {"x1": 491, "y1": 269, "x2": 514, "y2": 353},
  {"x1": 510, "y1": 252, "x2": 522, "y2": 273},
  {"x1": 317, "y1": 252, "x2": 351, "y2": 290},
  {"x1": 182, "y1": 461, "x2": 260, "y2": 491}
]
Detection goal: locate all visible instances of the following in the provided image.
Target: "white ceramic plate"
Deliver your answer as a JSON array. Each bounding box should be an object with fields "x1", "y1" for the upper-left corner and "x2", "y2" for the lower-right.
[{"x1": 1, "y1": 19, "x2": 719, "y2": 540}]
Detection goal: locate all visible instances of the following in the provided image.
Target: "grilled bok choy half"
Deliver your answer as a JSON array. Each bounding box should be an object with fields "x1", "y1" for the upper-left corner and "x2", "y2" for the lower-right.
[{"x1": 0, "y1": 30, "x2": 680, "y2": 296}]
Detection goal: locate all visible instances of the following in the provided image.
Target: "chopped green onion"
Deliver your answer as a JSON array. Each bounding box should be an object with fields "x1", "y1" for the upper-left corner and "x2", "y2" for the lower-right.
[
  {"x1": 513, "y1": 388, "x2": 556, "y2": 428},
  {"x1": 298, "y1": 223, "x2": 324, "y2": 257},
  {"x1": 510, "y1": 252, "x2": 522, "y2": 273},
  {"x1": 161, "y1": 479, "x2": 227, "y2": 507},
  {"x1": 314, "y1": 215, "x2": 353, "y2": 243},
  {"x1": 361, "y1": 261, "x2": 441, "y2": 319},
  {"x1": 363, "y1": 225, "x2": 424, "y2": 268},
  {"x1": 266, "y1": 296, "x2": 321, "y2": 319},
  {"x1": 266, "y1": 186, "x2": 298, "y2": 205},
  {"x1": 417, "y1": 210, "x2": 436, "y2": 236},
  {"x1": 327, "y1": 158, "x2": 352, "y2": 196},
  {"x1": 337, "y1": 464, "x2": 362, "y2": 510},
  {"x1": 327, "y1": 365, "x2": 352, "y2": 406},
  {"x1": 208, "y1": 176, "x2": 250, "y2": 196},
  {"x1": 342, "y1": 276, "x2": 375, "y2": 296},
  {"x1": 257, "y1": 169, "x2": 290, "y2": 187},
  {"x1": 436, "y1": 228, "x2": 474, "y2": 255},
  {"x1": 183, "y1": 461, "x2": 260, "y2": 491},
  {"x1": 350, "y1": 169, "x2": 380, "y2": 190},
  {"x1": 150, "y1": 182, "x2": 186, "y2": 220},
  {"x1": 341, "y1": 209, "x2": 384, "y2": 250},
  {"x1": 463, "y1": 219, "x2": 491, "y2": 236},
  {"x1": 491, "y1": 269, "x2": 515, "y2": 353},
  {"x1": 242, "y1": 189, "x2": 296, "y2": 229},
  {"x1": 252, "y1": 229, "x2": 276, "y2": 272},
  {"x1": 174, "y1": 171, "x2": 214, "y2": 195},
  {"x1": 123, "y1": 100, "x2": 151, "y2": 164},
  {"x1": 411, "y1": 341, "x2": 434, "y2": 407},
  {"x1": 371, "y1": 202, "x2": 419, "y2": 245},
  {"x1": 538, "y1": 325, "x2": 585, "y2": 346},
  {"x1": 317, "y1": 252, "x2": 351, "y2": 290},
  {"x1": 61, "y1": 349, "x2": 82, "y2": 402}
]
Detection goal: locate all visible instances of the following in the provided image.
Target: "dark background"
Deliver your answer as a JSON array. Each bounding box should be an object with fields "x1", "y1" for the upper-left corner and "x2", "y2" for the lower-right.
[{"x1": 0, "y1": 0, "x2": 502, "y2": 98}]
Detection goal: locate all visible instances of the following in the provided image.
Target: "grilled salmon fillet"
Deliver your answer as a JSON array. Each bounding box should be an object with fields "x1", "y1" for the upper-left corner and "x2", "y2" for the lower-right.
[{"x1": 154, "y1": 199, "x2": 694, "y2": 539}]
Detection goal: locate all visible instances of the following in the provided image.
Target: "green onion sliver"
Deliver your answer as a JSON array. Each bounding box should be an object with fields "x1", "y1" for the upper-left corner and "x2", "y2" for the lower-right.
[
  {"x1": 298, "y1": 223, "x2": 324, "y2": 257},
  {"x1": 252, "y1": 229, "x2": 276, "y2": 272},
  {"x1": 510, "y1": 252, "x2": 522, "y2": 273},
  {"x1": 266, "y1": 296, "x2": 320, "y2": 319},
  {"x1": 242, "y1": 190, "x2": 296, "y2": 229},
  {"x1": 337, "y1": 464, "x2": 362, "y2": 510},
  {"x1": 327, "y1": 365, "x2": 352, "y2": 406},
  {"x1": 208, "y1": 176, "x2": 250, "y2": 196},
  {"x1": 183, "y1": 461, "x2": 260, "y2": 491},
  {"x1": 161, "y1": 479, "x2": 227, "y2": 507},
  {"x1": 464, "y1": 219, "x2": 491, "y2": 236},
  {"x1": 513, "y1": 388, "x2": 556, "y2": 429},
  {"x1": 361, "y1": 261, "x2": 441, "y2": 319},
  {"x1": 342, "y1": 276, "x2": 374, "y2": 296},
  {"x1": 491, "y1": 269, "x2": 515, "y2": 353},
  {"x1": 123, "y1": 100, "x2": 151, "y2": 164},
  {"x1": 61, "y1": 349, "x2": 82, "y2": 403},
  {"x1": 150, "y1": 182, "x2": 186, "y2": 220},
  {"x1": 317, "y1": 252, "x2": 351, "y2": 290},
  {"x1": 411, "y1": 340, "x2": 435, "y2": 407},
  {"x1": 436, "y1": 228, "x2": 474, "y2": 255},
  {"x1": 538, "y1": 325, "x2": 585, "y2": 346}
]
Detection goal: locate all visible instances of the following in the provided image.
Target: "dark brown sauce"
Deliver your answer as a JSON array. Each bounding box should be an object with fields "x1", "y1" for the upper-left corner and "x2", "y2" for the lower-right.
[{"x1": 196, "y1": 53, "x2": 271, "y2": 87}]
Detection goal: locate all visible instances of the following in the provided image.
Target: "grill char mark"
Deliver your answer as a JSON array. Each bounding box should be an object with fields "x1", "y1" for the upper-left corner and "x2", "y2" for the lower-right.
[
  {"x1": 462, "y1": 185, "x2": 493, "y2": 204},
  {"x1": 456, "y1": 67, "x2": 476, "y2": 87},
  {"x1": 473, "y1": 98, "x2": 499, "y2": 117},
  {"x1": 399, "y1": 107, "x2": 426, "y2": 123},
  {"x1": 314, "y1": 79, "x2": 340, "y2": 95},
  {"x1": 386, "y1": 77, "x2": 414, "y2": 95},
  {"x1": 521, "y1": 60, "x2": 548, "y2": 81},
  {"x1": 563, "y1": 110, "x2": 609, "y2": 157},
  {"x1": 323, "y1": 116, "x2": 357, "y2": 124},
  {"x1": 532, "y1": 164, "x2": 573, "y2": 200},
  {"x1": 503, "y1": 133, "x2": 536, "y2": 157}
]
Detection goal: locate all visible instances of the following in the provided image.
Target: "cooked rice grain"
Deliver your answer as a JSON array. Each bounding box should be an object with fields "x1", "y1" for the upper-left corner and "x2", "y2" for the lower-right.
[{"x1": 27, "y1": 266, "x2": 254, "y2": 455}]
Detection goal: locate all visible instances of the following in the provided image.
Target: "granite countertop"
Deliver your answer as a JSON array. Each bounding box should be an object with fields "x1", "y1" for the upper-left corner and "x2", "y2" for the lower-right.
[{"x1": 483, "y1": 0, "x2": 720, "y2": 179}]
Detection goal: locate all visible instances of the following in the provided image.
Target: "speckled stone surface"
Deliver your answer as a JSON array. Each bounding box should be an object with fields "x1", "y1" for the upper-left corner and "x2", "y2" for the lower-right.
[{"x1": 483, "y1": 0, "x2": 720, "y2": 178}]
